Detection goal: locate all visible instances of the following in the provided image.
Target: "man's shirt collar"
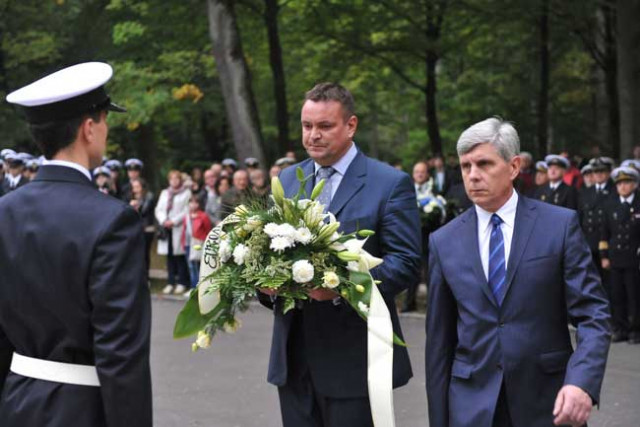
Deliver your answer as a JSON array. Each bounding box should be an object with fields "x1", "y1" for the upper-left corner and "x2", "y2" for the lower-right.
[{"x1": 475, "y1": 190, "x2": 519, "y2": 234}]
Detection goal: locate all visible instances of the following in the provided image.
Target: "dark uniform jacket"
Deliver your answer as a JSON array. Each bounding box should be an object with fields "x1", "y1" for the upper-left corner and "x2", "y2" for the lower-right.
[
  {"x1": 0, "y1": 165, "x2": 152, "y2": 427},
  {"x1": 538, "y1": 181, "x2": 578, "y2": 210},
  {"x1": 600, "y1": 192, "x2": 640, "y2": 269},
  {"x1": 578, "y1": 181, "x2": 615, "y2": 252},
  {"x1": 1, "y1": 174, "x2": 28, "y2": 194}
]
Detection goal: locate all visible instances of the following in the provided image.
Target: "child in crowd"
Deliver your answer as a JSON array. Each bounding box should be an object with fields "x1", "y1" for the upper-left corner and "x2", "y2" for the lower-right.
[{"x1": 184, "y1": 194, "x2": 213, "y2": 290}]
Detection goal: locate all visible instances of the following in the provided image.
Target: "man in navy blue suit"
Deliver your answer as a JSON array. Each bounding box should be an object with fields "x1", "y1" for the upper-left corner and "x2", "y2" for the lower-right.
[
  {"x1": 259, "y1": 83, "x2": 421, "y2": 427},
  {"x1": 426, "y1": 118, "x2": 611, "y2": 427},
  {"x1": 0, "y1": 63, "x2": 152, "y2": 427}
]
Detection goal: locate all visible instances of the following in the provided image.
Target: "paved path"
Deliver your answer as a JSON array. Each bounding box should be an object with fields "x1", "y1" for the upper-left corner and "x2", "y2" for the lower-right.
[{"x1": 151, "y1": 297, "x2": 640, "y2": 427}]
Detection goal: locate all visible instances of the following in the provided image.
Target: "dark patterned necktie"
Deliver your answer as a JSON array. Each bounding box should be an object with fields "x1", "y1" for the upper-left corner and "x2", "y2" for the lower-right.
[
  {"x1": 489, "y1": 214, "x2": 506, "y2": 305},
  {"x1": 316, "y1": 166, "x2": 336, "y2": 212}
]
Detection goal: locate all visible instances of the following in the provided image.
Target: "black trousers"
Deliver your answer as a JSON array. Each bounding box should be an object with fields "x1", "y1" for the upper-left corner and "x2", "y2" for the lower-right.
[
  {"x1": 493, "y1": 383, "x2": 513, "y2": 427},
  {"x1": 610, "y1": 267, "x2": 640, "y2": 334},
  {"x1": 166, "y1": 231, "x2": 189, "y2": 287},
  {"x1": 143, "y1": 231, "x2": 154, "y2": 282},
  {"x1": 278, "y1": 311, "x2": 373, "y2": 427}
]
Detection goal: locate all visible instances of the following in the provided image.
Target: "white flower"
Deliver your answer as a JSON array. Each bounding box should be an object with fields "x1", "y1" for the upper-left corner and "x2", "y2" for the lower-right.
[
  {"x1": 218, "y1": 240, "x2": 232, "y2": 263},
  {"x1": 243, "y1": 216, "x2": 262, "y2": 232},
  {"x1": 195, "y1": 331, "x2": 211, "y2": 349},
  {"x1": 294, "y1": 227, "x2": 313, "y2": 245},
  {"x1": 343, "y1": 238, "x2": 383, "y2": 272},
  {"x1": 270, "y1": 236, "x2": 294, "y2": 253},
  {"x1": 424, "y1": 204, "x2": 434, "y2": 213},
  {"x1": 303, "y1": 202, "x2": 325, "y2": 226},
  {"x1": 232, "y1": 244, "x2": 250, "y2": 265},
  {"x1": 292, "y1": 260, "x2": 315, "y2": 283},
  {"x1": 347, "y1": 261, "x2": 360, "y2": 272},
  {"x1": 322, "y1": 271, "x2": 340, "y2": 289},
  {"x1": 276, "y1": 223, "x2": 297, "y2": 239},
  {"x1": 297, "y1": 199, "x2": 312, "y2": 210},
  {"x1": 264, "y1": 222, "x2": 279, "y2": 237},
  {"x1": 358, "y1": 301, "x2": 369, "y2": 314}
]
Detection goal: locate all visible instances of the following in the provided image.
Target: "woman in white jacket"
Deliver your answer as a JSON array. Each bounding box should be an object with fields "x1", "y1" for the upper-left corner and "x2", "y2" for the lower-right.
[{"x1": 155, "y1": 170, "x2": 191, "y2": 295}]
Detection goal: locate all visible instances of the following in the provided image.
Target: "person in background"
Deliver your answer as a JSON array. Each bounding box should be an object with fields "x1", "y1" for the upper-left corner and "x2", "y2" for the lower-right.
[
  {"x1": 184, "y1": 194, "x2": 213, "y2": 290},
  {"x1": 244, "y1": 157, "x2": 260, "y2": 173},
  {"x1": 250, "y1": 168, "x2": 270, "y2": 204},
  {"x1": 561, "y1": 151, "x2": 583, "y2": 189},
  {"x1": 285, "y1": 150, "x2": 297, "y2": 161},
  {"x1": 269, "y1": 164, "x2": 282, "y2": 178},
  {"x1": 104, "y1": 159, "x2": 123, "y2": 198},
  {"x1": 2, "y1": 153, "x2": 28, "y2": 194},
  {"x1": 432, "y1": 155, "x2": 454, "y2": 196},
  {"x1": 121, "y1": 158, "x2": 143, "y2": 202},
  {"x1": 190, "y1": 166, "x2": 203, "y2": 194},
  {"x1": 220, "y1": 169, "x2": 251, "y2": 219},
  {"x1": 212, "y1": 175, "x2": 232, "y2": 225},
  {"x1": 24, "y1": 158, "x2": 40, "y2": 181},
  {"x1": 632, "y1": 145, "x2": 640, "y2": 160},
  {"x1": 538, "y1": 154, "x2": 578, "y2": 209},
  {"x1": 580, "y1": 164, "x2": 595, "y2": 189},
  {"x1": 600, "y1": 166, "x2": 640, "y2": 345},
  {"x1": 130, "y1": 177, "x2": 156, "y2": 283},
  {"x1": 199, "y1": 168, "x2": 219, "y2": 223},
  {"x1": 222, "y1": 158, "x2": 238, "y2": 176},
  {"x1": 275, "y1": 156, "x2": 295, "y2": 170},
  {"x1": 514, "y1": 151, "x2": 534, "y2": 195},
  {"x1": 532, "y1": 160, "x2": 549, "y2": 197},
  {"x1": 155, "y1": 170, "x2": 191, "y2": 295},
  {"x1": 93, "y1": 166, "x2": 113, "y2": 195}
]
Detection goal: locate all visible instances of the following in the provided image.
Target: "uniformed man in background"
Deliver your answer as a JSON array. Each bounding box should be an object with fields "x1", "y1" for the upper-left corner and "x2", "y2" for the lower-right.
[
  {"x1": 539, "y1": 154, "x2": 578, "y2": 209},
  {"x1": 0, "y1": 62, "x2": 152, "y2": 426},
  {"x1": 600, "y1": 166, "x2": 640, "y2": 344}
]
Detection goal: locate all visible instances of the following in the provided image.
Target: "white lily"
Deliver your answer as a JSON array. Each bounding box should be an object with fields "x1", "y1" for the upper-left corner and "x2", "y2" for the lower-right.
[{"x1": 342, "y1": 238, "x2": 383, "y2": 272}]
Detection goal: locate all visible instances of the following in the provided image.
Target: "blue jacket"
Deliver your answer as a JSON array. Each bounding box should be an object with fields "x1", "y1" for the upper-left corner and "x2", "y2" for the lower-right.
[
  {"x1": 426, "y1": 195, "x2": 610, "y2": 427},
  {"x1": 260, "y1": 150, "x2": 421, "y2": 397}
]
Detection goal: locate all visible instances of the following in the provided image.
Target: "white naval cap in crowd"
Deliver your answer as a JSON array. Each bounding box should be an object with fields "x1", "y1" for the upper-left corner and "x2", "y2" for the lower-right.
[
  {"x1": 93, "y1": 166, "x2": 111, "y2": 177},
  {"x1": 1, "y1": 148, "x2": 16, "y2": 160},
  {"x1": 244, "y1": 157, "x2": 259, "y2": 167},
  {"x1": 621, "y1": 159, "x2": 640, "y2": 171},
  {"x1": 544, "y1": 154, "x2": 569, "y2": 169},
  {"x1": 125, "y1": 158, "x2": 144, "y2": 169},
  {"x1": 105, "y1": 159, "x2": 123, "y2": 170},
  {"x1": 580, "y1": 164, "x2": 593, "y2": 175},
  {"x1": 535, "y1": 161, "x2": 548, "y2": 172},
  {"x1": 611, "y1": 166, "x2": 639, "y2": 183},
  {"x1": 5, "y1": 62, "x2": 126, "y2": 124},
  {"x1": 222, "y1": 158, "x2": 238, "y2": 168}
]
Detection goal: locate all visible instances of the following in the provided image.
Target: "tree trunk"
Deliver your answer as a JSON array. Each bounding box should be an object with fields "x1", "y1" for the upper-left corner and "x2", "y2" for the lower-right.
[
  {"x1": 538, "y1": 0, "x2": 550, "y2": 157},
  {"x1": 264, "y1": 0, "x2": 290, "y2": 156},
  {"x1": 136, "y1": 123, "x2": 160, "y2": 193},
  {"x1": 601, "y1": 1, "x2": 619, "y2": 158},
  {"x1": 207, "y1": 0, "x2": 266, "y2": 167},
  {"x1": 425, "y1": 1, "x2": 443, "y2": 156},
  {"x1": 616, "y1": 0, "x2": 640, "y2": 158}
]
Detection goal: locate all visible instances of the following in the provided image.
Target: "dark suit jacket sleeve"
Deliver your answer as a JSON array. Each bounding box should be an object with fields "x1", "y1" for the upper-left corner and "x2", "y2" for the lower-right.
[
  {"x1": 562, "y1": 211, "x2": 611, "y2": 403},
  {"x1": 88, "y1": 207, "x2": 152, "y2": 427},
  {"x1": 370, "y1": 173, "x2": 421, "y2": 296},
  {"x1": 425, "y1": 233, "x2": 458, "y2": 427},
  {"x1": 0, "y1": 324, "x2": 13, "y2": 395}
]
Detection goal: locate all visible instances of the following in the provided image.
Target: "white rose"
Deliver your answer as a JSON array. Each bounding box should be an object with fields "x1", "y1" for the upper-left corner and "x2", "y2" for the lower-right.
[
  {"x1": 294, "y1": 227, "x2": 313, "y2": 245},
  {"x1": 322, "y1": 271, "x2": 340, "y2": 289},
  {"x1": 270, "y1": 236, "x2": 294, "y2": 253},
  {"x1": 264, "y1": 222, "x2": 279, "y2": 237},
  {"x1": 218, "y1": 240, "x2": 232, "y2": 263},
  {"x1": 232, "y1": 244, "x2": 250, "y2": 265},
  {"x1": 292, "y1": 260, "x2": 315, "y2": 284}
]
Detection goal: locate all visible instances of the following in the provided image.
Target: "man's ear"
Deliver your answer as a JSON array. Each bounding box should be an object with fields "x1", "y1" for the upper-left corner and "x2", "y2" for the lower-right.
[
  {"x1": 347, "y1": 115, "x2": 358, "y2": 138},
  {"x1": 510, "y1": 155, "x2": 522, "y2": 180},
  {"x1": 77, "y1": 117, "x2": 94, "y2": 145}
]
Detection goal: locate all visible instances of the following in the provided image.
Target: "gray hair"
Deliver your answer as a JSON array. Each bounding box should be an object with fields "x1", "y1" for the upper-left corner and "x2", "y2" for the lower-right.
[{"x1": 456, "y1": 117, "x2": 520, "y2": 162}]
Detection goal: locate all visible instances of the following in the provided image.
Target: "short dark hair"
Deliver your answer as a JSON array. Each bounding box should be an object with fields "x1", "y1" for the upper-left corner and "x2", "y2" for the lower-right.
[
  {"x1": 214, "y1": 176, "x2": 231, "y2": 195},
  {"x1": 29, "y1": 111, "x2": 103, "y2": 159},
  {"x1": 304, "y1": 82, "x2": 355, "y2": 121}
]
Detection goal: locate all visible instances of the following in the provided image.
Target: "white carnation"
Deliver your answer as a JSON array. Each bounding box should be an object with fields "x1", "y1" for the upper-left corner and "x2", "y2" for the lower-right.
[
  {"x1": 270, "y1": 236, "x2": 294, "y2": 253},
  {"x1": 294, "y1": 227, "x2": 313, "y2": 245},
  {"x1": 322, "y1": 271, "x2": 340, "y2": 289},
  {"x1": 218, "y1": 240, "x2": 232, "y2": 263},
  {"x1": 276, "y1": 223, "x2": 297, "y2": 239},
  {"x1": 264, "y1": 222, "x2": 279, "y2": 237},
  {"x1": 292, "y1": 260, "x2": 315, "y2": 284},
  {"x1": 232, "y1": 244, "x2": 250, "y2": 265}
]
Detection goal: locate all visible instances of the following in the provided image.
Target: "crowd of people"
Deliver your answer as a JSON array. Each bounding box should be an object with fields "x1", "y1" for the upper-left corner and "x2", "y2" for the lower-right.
[{"x1": 407, "y1": 147, "x2": 640, "y2": 345}]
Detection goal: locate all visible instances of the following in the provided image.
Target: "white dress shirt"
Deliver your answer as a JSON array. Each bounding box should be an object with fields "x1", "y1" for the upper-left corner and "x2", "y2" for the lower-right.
[
  {"x1": 620, "y1": 193, "x2": 635, "y2": 204},
  {"x1": 314, "y1": 142, "x2": 358, "y2": 200},
  {"x1": 42, "y1": 159, "x2": 92, "y2": 181},
  {"x1": 549, "y1": 181, "x2": 561, "y2": 191},
  {"x1": 475, "y1": 190, "x2": 519, "y2": 281},
  {"x1": 6, "y1": 173, "x2": 23, "y2": 188}
]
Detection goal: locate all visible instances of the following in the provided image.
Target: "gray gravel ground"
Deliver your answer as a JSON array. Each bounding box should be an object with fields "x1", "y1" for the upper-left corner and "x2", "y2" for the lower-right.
[{"x1": 151, "y1": 297, "x2": 640, "y2": 427}]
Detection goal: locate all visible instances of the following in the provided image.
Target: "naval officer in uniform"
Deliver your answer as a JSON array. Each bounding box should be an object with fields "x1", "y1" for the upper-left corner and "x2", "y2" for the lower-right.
[{"x1": 0, "y1": 62, "x2": 152, "y2": 426}]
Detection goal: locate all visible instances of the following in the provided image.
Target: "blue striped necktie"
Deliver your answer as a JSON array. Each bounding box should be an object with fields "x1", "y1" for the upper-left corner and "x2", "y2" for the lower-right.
[{"x1": 489, "y1": 214, "x2": 506, "y2": 305}]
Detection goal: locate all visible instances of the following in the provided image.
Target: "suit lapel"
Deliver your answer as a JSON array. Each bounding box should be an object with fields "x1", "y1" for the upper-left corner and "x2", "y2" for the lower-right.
[
  {"x1": 460, "y1": 209, "x2": 498, "y2": 308},
  {"x1": 328, "y1": 151, "x2": 366, "y2": 217},
  {"x1": 504, "y1": 196, "x2": 538, "y2": 297}
]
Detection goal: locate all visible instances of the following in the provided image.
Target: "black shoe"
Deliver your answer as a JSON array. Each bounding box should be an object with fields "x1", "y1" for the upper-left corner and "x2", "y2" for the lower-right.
[{"x1": 611, "y1": 331, "x2": 629, "y2": 343}]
